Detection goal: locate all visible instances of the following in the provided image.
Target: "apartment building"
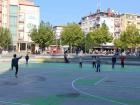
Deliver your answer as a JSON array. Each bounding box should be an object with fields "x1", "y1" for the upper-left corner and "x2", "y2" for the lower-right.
[
  {"x1": 79, "y1": 8, "x2": 121, "y2": 38},
  {"x1": 0, "y1": 0, "x2": 9, "y2": 28},
  {"x1": 17, "y1": 0, "x2": 40, "y2": 52},
  {"x1": 120, "y1": 13, "x2": 140, "y2": 33},
  {"x1": 53, "y1": 26, "x2": 63, "y2": 40},
  {"x1": 0, "y1": 0, "x2": 40, "y2": 52}
]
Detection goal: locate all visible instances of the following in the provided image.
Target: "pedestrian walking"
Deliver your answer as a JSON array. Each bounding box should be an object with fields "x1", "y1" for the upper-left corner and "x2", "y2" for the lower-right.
[
  {"x1": 11, "y1": 54, "x2": 22, "y2": 78},
  {"x1": 25, "y1": 54, "x2": 29, "y2": 64}
]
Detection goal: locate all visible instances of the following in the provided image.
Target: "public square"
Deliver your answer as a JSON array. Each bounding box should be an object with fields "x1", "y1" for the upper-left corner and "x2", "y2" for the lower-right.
[
  {"x1": 0, "y1": 59, "x2": 140, "y2": 105},
  {"x1": 0, "y1": 0, "x2": 140, "y2": 105}
]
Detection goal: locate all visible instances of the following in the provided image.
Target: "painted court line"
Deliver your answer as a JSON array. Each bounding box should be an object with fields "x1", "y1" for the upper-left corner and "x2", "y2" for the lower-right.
[
  {"x1": 94, "y1": 77, "x2": 108, "y2": 86},
  {"x1": 0, "y1": 100, "x2": 31, "y2": 105},
  {"x1": 72, "y1": 77, "x2": 128, "y2": 105}
]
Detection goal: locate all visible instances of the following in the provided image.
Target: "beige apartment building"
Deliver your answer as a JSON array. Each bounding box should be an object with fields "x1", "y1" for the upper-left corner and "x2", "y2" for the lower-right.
[
  {"x1": 17, "y1": 0, "x2": 40, "y2": 52},
  {"x1": 120, "y1": 13, "x2": 140, "y2": 33},
  {"x1": 0, "y1": 0, "x2": 40, "y2": 52}
]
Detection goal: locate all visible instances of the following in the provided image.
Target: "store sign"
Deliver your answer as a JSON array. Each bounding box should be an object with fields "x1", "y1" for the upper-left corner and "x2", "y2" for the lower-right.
[{"x1": 25, "y1": 14, "x2": 39, "y2": 32}]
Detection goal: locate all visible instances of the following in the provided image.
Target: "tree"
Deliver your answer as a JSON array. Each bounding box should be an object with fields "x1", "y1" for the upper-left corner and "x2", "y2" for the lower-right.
[
  {"x1": 86, "y1": 32, "x2": 97, "y2": 50},
  {"x1": 0, "y1": 27, "x2": 11, "y2": 50},
  {"x1": 86, "y1": 23, "x2": 113, "y2": 49},
  {"x1": 95, "y1": 23, "x2": 113, "y2": 45},
  {"x1": 114, "y1": 24, "x2": 140, "y2": 49},
  {"x1": 114, "y1": 38, "x2": 127, "y2": 49},
  {"x1": 61, "y1": 23, "x2": 84, "y2": 52},
  {"x1": 30, "y1": 21, "x2": 55, "y2": 51}
]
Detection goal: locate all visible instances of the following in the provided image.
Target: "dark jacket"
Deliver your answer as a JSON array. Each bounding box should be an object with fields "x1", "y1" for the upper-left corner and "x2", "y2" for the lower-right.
[{"x1": 11, "y1": 56, "x2": 22, "y2": 67}]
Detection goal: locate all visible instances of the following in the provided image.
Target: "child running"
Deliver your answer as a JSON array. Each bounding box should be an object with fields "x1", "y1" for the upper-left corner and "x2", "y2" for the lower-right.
[{"x1": 11, "y1": 54, "x2": 22, "y2": 78}]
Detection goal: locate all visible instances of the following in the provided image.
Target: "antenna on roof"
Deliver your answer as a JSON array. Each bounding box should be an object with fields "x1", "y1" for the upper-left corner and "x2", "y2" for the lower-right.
[{"x1": 97, "y1": 0, "x2": 101, "y2": 13}]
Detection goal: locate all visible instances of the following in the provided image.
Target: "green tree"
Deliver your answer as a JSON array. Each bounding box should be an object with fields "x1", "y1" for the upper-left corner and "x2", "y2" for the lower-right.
[
  {"x1": 114, "y1": 24, "x2": 140, "y2": 49},
  {"x1": 30, "y1": 21, "x2": 55, "y2": 51},
  {"x1": 61, "y1": 23, "x2": 84, "y2": 52},
  {"x1": 86, "y1": 23, "x2": 113, "y2": 49},
  {"x1": 0, "y1": 27, "x2": 11, "y2": 50},
  {"x1": 114, "y1": 38, "x2": 127, "y2": 49},
  {"x1": 86, "y1": 32, "x2": 97, "y2": 50},
  {"x1": 95, "y1": 23, "x2": 113, "y2": 45}
]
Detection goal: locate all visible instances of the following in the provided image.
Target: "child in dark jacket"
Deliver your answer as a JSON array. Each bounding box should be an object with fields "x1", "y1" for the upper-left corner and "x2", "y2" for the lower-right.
[
  {"x1": 11, "y1": 54, "x2": 22, "y2": 78},
  {"x1": 25, "y1": 54, "x2": 29, "y2": 64}
]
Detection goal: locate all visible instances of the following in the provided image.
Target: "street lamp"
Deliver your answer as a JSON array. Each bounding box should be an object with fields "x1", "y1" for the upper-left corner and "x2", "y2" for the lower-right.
[{"x1": 84, "y1": 32, "x2": 88, "y2": 54}]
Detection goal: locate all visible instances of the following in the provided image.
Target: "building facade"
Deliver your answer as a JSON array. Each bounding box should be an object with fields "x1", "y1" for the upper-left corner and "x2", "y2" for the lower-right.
[
  {"x1": 0, "y1": 0, "x2": 10, "y2": 28},
  {"x1": 9, "y1": 0, "x2": 19, "y2": 50},
  {"x1": 120, "y1": 13, "x2": 140, "y2": 33},
  {"x1": 80, "y1": 8, "x2": 121, "y2": 38},
  {"x1": 53, "y1": 26, "x2": 63, "y2": 40},
  {"x1": 0, "y1": 0, "x2": 40, "y2": 52},
  {"x1": 17, "y1": 0, "x2": 40, "y2": 52}
]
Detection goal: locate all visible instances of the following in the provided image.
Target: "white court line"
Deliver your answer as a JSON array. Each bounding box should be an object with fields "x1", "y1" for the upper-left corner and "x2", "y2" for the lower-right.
[
  {"x1": 72, "y1": 77, "x2": 128, "y2": 105},
  {"x1": 0, "y1": 100, "x2": 31, "y2": 105},
  {"x1": 94, "y1": 77, "x2": 108, "y2": 86}
]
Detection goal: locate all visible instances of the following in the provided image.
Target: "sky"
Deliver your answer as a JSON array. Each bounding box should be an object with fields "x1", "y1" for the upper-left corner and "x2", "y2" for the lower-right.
[{"x1": 34, "y1": 0, "x2": 140, "y2": 26}]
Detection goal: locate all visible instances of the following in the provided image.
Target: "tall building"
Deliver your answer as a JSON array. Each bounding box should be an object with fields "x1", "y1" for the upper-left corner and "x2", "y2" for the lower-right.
[
  {"x1": 120, "y1": 13, "x2": 140, "y2": 33},
  {"x1": 53, "y1": 26, "x2": 63, "y2": 40},
  {"x1": 0, "y1": 0, "x2": 10, "y2": 28},
  {"x1": 79, "y1": 8, "x2": 121, "y2": 38},
  {"x1": 9, "y1": 0, "x2": 19, "y2": 50},
  {"x1": 0, "y1": 0, "x2": 40, "y2": 52},
  {"x1": 53, "y1": 26, "x2": 64, "y2": 45},
  {"x1": 17, "y1": 0, "x2": 40, "y2": 52}
]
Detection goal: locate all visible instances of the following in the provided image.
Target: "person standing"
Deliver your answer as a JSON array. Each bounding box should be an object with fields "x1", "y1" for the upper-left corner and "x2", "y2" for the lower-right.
[
  {"x1": 120, "y1": 55, "x2": 125, "y2": 68},
  {"x1": 79, "y1": 50, "x2": 83, "y2": 68},
  {"x1": 112, "y1": 55, "x2": 116, "y2": 69},
  {"x1": 79, "y1": 56, "x2": 82, "y2": 68},
  {"x1": 92, "y1": 56, "x2": 96, "y2": 69},
  {"x1": 25, "y1": 54, "x2": 29, "y2": 64},
  {"x1": 96, "y1": 57, "x2": 101, "y2": 72},
  {"x1": 11, "y1": 54, "x2": 22, "y2": 78},
  {"x1": 64, "y1": 51, "x2": 69, "y2": 63}
]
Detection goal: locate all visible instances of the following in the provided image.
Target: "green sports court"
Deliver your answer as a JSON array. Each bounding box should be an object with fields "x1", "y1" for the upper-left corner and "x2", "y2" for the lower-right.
[{"x1": 0, "y1": 62, "x2": 140, "y2": 105}]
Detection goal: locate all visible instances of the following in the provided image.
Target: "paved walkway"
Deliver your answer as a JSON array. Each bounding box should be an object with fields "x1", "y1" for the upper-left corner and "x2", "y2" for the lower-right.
[{"x1": 0, "y1": 62, "x2": 140, "y2": 105}]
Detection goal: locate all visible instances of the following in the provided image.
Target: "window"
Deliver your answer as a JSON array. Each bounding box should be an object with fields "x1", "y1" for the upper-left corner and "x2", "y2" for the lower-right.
[{"x1": 10, "y1": 5, "x2": 18, "y2": 16}]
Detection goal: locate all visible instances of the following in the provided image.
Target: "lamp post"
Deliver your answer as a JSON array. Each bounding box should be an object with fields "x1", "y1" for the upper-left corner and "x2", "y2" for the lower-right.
[{"x1": 84, "y1": 32, "x2": 87, "y2": 54}]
